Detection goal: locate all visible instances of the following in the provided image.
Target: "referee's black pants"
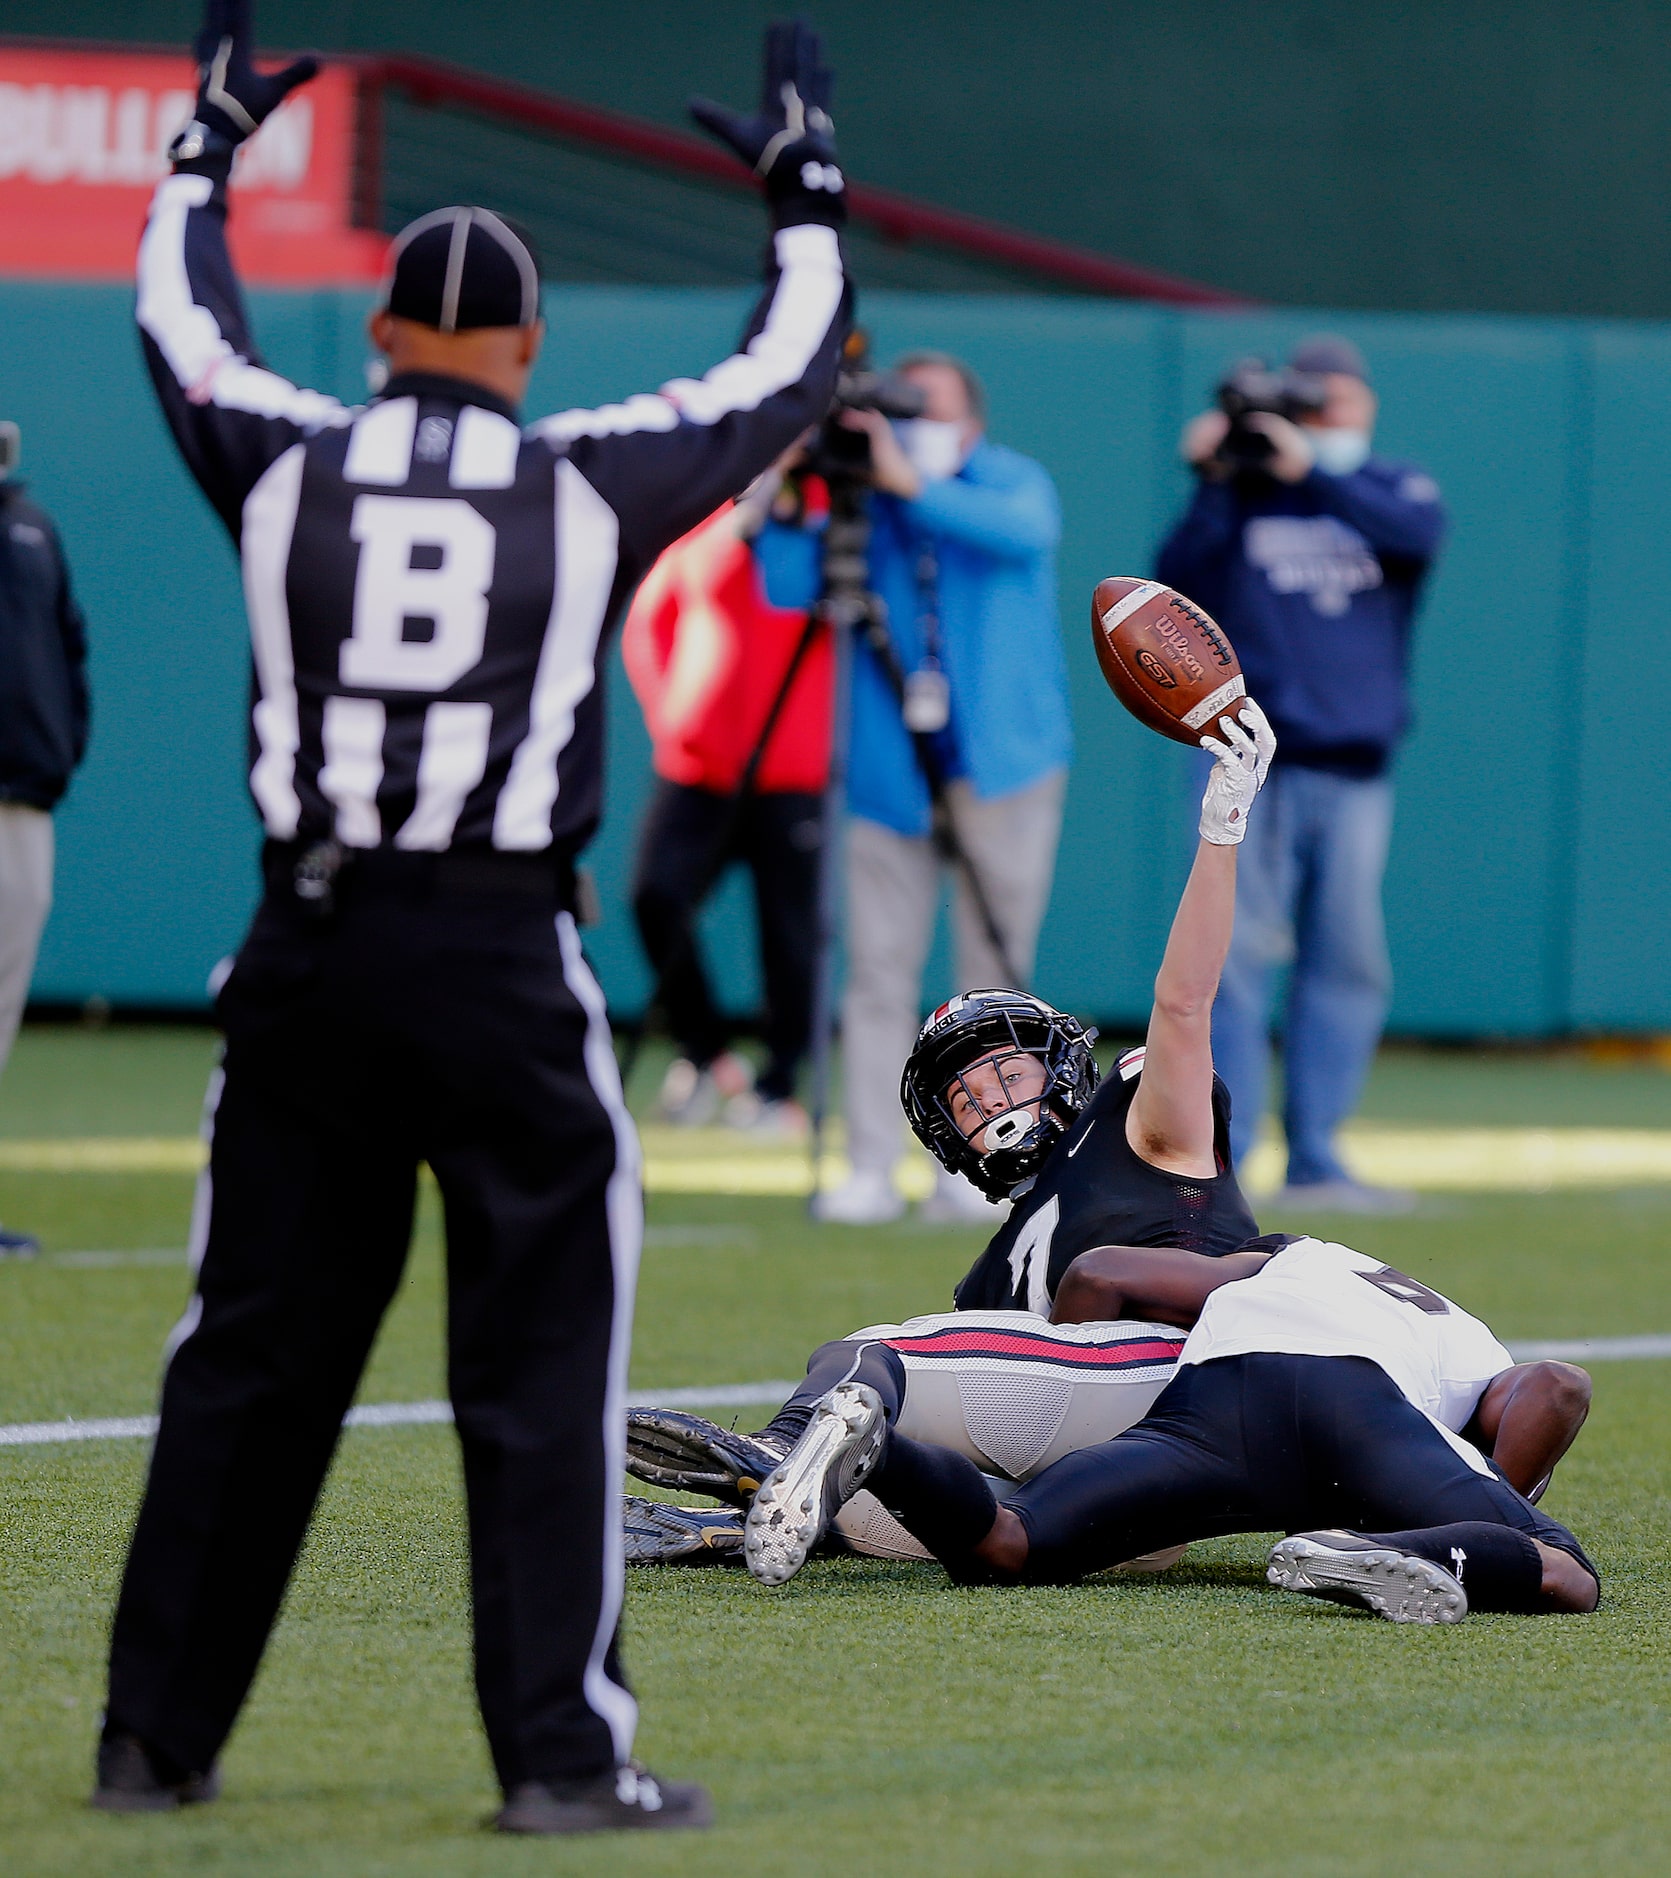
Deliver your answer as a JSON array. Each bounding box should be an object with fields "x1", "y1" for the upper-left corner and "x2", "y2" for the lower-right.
[
  {"x1": 104, "y1": 875, "x2": 640, "y2": 1789},
  {"x1": 631, "y1": 779, "x2": 822, "y2": 1102}
]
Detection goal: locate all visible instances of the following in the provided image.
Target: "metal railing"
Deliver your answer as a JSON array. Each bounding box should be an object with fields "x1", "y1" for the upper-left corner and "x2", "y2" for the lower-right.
[{"x1": 355, "y1": 53, "x2": 1249, "y2": 306}]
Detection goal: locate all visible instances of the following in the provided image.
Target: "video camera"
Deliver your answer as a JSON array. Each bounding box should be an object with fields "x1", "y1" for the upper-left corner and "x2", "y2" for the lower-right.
[
  {"x1": 1209, "y1": 357, "x2": 1327, "y2": 474},
  {"x1": 803, "y1": 329, "x2": 925, "y2": 485}
]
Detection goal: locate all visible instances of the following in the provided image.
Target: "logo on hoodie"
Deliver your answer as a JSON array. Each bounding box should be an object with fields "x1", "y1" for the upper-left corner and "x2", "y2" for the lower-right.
[{"x1": 1243, "y1": 515, "x2": 1383, "y2": 618}]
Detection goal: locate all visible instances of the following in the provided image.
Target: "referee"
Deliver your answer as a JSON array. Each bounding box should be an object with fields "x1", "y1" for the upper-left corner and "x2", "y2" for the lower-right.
[{"x1": 95, "y1": 1, "x2": 848, "y2": 1835}]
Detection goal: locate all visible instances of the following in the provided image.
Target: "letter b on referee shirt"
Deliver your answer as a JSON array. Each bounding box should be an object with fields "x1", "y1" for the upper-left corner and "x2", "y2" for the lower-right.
[{"x1": 344, "y1": 496, "x2": 496, "y2": 691}]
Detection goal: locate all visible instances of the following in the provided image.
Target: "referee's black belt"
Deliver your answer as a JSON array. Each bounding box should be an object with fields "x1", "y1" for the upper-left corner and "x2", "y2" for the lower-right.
[{"x1": 263, "y1": 838, "x2": 582, "y2": 915}]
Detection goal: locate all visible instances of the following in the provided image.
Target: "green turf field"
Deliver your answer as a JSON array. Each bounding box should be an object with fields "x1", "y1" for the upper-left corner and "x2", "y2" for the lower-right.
[{"x1": 2, "y1": 1026, "x2": 1668, "y2": 1875}]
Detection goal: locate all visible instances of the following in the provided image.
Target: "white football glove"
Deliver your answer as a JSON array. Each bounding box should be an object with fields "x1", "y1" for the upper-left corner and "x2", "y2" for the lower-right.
[{"x1": 1198, "y1": 699, "x2": 1276, "y2": 845}]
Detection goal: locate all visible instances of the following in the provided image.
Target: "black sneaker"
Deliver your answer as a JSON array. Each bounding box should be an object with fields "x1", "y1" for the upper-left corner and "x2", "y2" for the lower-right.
[
  {"x1": 624, "y1": 1408, "x2": 788, "y2": 1505},
  {"x1": 91, "y1": 1733, "x2": 220, "y2": 1812},
  {"x1": 1267, "y1": 1529, "x2": 1468, "y2": 1624},
  {"x1": 0, "y1": 1225, "x2": 40, "y2": 1258},
  {"x1": 622, "y1": 1495, "x2": 745, "y2": 1565},
  {"x1": 495, "y1": 1762, "x2": 712, "y2": 1834}
]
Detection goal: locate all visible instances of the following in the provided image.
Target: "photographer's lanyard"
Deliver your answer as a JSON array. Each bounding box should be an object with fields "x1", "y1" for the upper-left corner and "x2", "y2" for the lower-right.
[{"x1": 901, "y1": 537, "x2": 952, "y2": 735}]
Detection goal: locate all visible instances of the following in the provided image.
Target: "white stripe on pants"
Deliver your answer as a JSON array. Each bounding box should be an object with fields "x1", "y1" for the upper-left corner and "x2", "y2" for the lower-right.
[
  {"x1": 841, "y1": 771, "x2": 1065, "y2": 1179},
  {"x1": 556, "y1": 912, "x2": 642, "y2": 1764},
  {"x1": 0, "y1": 804, "x2": 52, "y2": 1078}
]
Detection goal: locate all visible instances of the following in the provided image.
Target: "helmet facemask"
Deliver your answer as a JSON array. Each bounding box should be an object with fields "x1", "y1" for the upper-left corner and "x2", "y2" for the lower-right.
[{"x1": 900, "y1": 992, "x2": 1100, "y2": 1200}]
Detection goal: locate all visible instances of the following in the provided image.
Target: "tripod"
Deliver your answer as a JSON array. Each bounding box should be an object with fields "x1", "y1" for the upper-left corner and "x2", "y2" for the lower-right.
[
  {"x1": 614, "y1": 549, "x2": 827, "y2": 1105},
  {"x1": 616, "y1": 463, "x2": 1024, "y2": 1202},
  {"x1": 803, "y1": 467, "x2": 1024, "y2": 1210}
]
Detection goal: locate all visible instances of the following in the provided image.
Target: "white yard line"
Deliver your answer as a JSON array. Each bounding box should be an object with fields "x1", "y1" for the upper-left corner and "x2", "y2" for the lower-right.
[
  {"x1": 49, "y1": 1249, "x2": 188, "y2": 1268},
  {"x1": 3, "y1": 1338, "x2": 1669, "y2": 1451},
  {"x1": 1509, "y1": 1333, "x2": 1671, "y2": 1361},
  {"x1": 0, "y1": 1380, "x2": 800, "y2": 1449}
]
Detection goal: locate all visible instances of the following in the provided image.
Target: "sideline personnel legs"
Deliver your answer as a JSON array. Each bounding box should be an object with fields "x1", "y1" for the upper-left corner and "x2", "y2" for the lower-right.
[
  {"x1": 0, "y1": 803, "x2": 53, "y2": 1074},
  {"x1": 839, "y1": 816, "x2": 942, "y2": 1189},
  {"x1": 945, "y1": 769, "x2": 1064, "y2": 992}
]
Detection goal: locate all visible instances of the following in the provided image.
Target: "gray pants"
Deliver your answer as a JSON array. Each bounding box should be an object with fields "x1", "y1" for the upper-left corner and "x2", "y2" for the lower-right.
[
  {"x1": 842, "y1": 771, "x2": 1065, "y2": 1178},
  {"x1": 0, "y1": 804, "x2": 52, "y2": 1078}
]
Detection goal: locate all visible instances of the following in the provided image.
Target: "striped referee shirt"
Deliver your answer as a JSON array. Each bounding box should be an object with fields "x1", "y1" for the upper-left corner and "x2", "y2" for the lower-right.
[{"x1": 135, "y1": 173, "x2": 849, "y2": 859}]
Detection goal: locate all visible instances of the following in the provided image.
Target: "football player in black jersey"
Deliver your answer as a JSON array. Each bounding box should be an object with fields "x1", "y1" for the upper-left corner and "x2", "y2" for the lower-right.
[
  {"x1": 623, "y1": 698, "x2": 1277, "y2": 1556},
  {"x1": 921, "y1": 703, "x2": 1279, "y2": 1307}
]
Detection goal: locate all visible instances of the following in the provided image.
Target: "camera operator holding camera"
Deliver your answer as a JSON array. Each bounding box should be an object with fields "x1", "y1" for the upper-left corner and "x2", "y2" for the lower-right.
[
  {"x1": 1157, "y1": 335, "x2": 1446, "y2": 1212},
  {"x1": 766, "y1": 351, "x2": 1072, "y2": 1226}
]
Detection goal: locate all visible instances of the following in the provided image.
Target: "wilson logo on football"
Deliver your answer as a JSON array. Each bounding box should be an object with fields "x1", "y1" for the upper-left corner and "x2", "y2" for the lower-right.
[{"x1": 1134, "y1": 648, "x2": 1177, "y2": 689}]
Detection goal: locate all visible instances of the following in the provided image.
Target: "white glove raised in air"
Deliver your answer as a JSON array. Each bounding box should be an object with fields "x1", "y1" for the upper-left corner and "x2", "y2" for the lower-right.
[{"x1": 1198, "y1": 699, "x2": 1276, "y2": 845}]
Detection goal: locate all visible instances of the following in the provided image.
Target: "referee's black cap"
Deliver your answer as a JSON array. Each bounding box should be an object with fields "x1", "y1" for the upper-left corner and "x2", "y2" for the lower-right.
[{"x1": 382, "y1": 207, "x2": 544, "y2": 332}]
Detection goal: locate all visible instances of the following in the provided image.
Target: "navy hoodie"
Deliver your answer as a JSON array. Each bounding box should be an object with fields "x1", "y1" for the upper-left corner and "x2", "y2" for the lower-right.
[
  {"x1": 1155, "y1": 458, "x2": 1445, "y2": 776},
  {"x1": 0, "y1": 484, "x2": 90, "y2": 809}
]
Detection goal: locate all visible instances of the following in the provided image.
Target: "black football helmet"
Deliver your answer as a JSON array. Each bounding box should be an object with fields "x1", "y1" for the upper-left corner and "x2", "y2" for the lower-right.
[{"x1": 900, "y1": 989, "x2": 1099, "y2": 1200}]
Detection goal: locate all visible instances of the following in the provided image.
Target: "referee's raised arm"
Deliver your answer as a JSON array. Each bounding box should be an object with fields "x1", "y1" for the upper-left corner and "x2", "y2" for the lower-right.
[
  {"x1": 539, "y1": 21, "x2": 851, "y2": 570},
  {"x1": 134, "y1": 6, "x2": 340, "y2": 533}
]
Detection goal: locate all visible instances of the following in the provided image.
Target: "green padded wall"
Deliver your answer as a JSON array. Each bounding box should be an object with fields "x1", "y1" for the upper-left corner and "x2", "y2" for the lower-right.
[
  {"x1": 14, "y1": 1, "x2": 1671, "y2": 316},
  {"x1": 1, "y1": 278, "x2": 1663, "y2": 1032}
]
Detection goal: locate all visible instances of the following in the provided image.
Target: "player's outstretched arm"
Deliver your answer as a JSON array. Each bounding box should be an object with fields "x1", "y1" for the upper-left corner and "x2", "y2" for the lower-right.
[
  {"x1": 1050, "y1": 1243, "x2": 1272, "y2": 1327},
  {"x1": 538, "y1": 23, "x2": 850, "y2": 573},
  {"x1": 1466, "y1": 1360, "x2": 1592, "y2": 1502},
  {"x1": 136, "y1": 0, "x2": 342, "y2": 533},
  {"x1": 1126, "y1": 702, "x2": 1276, "y2": 1177}
]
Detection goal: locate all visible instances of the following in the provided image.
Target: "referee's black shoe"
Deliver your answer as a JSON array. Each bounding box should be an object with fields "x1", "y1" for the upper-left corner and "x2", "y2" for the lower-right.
[
  {"x1": 496, "y1": 1762, "x2": 712, "y2": 1834},
  {"x1": 624, "y1": 1408, "x2": 788, "y2": 1505},
  {"x1": 91, "y1": 1732, "x2": 220, "y2": 1811}
]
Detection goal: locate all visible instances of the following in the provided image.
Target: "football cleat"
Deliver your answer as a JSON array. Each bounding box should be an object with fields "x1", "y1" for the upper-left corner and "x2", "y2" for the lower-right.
[
  {"x1": 624, "y1": 1408, "x2": 788, "y2": 1506},
  {"x1": 621, "y1": 1496, "x2": 745, "y2": 1566},
  {"x1": 1267, "y1": 1530, "x2": 1468, "y2": 1625},
  {"x1": 496, "y1": 1761, "x2": 712, "y2": 1834},
  {"x1": 744, "y1": 1382, "x2": 885, "y2": 1587}
]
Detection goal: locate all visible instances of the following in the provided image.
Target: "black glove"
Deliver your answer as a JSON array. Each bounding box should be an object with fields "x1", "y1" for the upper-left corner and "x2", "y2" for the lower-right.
[
  {"x1": 170, "y1": 0, "x2": 318, "y2": 170},
  {"x1": 690, "y1": 20, "x2": 845, "y2": 228}
]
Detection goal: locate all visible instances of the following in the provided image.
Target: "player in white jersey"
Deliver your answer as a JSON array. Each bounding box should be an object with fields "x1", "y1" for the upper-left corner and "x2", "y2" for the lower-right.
[
  {"x1": 626, "y1": 1310, "x2": 1192, "y2": 1566},
  {"x1": 744, "y1": 1236, "x2": 1599, "y2": 1622},
  {"x1": 626, "y1": 1234, "x2": 1589, "y2": 1573}
]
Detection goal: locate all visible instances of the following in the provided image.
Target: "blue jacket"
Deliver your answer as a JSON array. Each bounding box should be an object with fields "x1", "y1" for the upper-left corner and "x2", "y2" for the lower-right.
[
  {"x1": 758, "y1": 438, "x2": 1072, "y2": 835},
  {"x1": 1155, "y1": 458, "x2": 1446, "y2": 776}
]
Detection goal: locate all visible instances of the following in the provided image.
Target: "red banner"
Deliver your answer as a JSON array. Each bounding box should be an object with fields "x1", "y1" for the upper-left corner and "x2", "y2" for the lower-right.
[{"x1": 0, "y1": 47, "x2": 386, "y2": 283}]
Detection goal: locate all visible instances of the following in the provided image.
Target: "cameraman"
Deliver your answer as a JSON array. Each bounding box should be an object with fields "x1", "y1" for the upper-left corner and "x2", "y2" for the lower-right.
[
  {"x1": 1157, "y1": 335, "x2": 1445, "y2": 1212},
  {"x1": 770, "y1": 351, "x2": 1071, "y2": 1226}
]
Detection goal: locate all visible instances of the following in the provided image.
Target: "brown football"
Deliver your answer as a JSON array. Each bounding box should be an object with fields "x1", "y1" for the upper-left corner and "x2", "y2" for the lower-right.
[{"x1": 1090, "y1": 576, "x2": 1247, "y2": 747}]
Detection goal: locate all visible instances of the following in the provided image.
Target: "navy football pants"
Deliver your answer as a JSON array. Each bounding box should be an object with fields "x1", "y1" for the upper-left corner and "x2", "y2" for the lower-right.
[{"x1": 1008, "y1": 1353, "x2": 1593, "y2": 1588}]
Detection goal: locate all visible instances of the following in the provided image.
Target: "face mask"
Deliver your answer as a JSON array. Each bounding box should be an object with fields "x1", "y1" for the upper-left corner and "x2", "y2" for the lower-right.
[
  {"x1": 1307, "y1": 427, "x2": 1371, "y2": 475},
  {"x1": 896, "y1": 418, "x2": 966, "y2": 483}
]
